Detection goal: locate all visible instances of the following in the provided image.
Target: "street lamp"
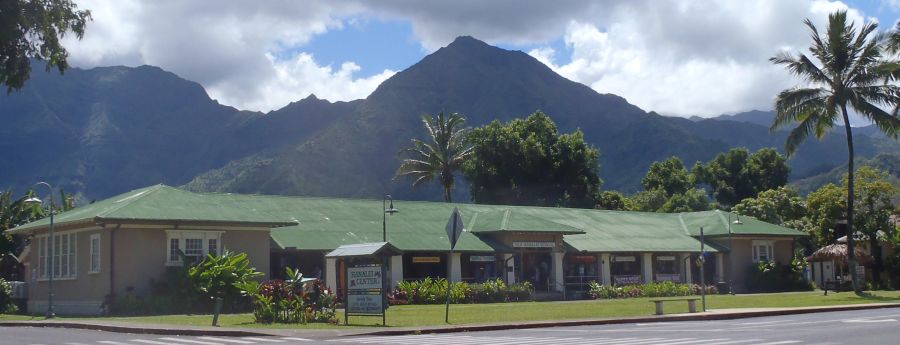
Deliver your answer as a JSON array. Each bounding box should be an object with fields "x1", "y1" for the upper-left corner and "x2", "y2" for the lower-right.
[
  {"x1": 728, "y1": 212, "x2": 742, "y2": 295},
  {"x1": 23, "y1": 181, "x2": 55, "y2": 318},
  {"x1": 383, "y1": 195, "x2": 398, "y2": 242}
]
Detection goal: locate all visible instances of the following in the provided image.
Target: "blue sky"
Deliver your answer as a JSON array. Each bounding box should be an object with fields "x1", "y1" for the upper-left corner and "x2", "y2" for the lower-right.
[{"x1": 65, "y1": 0, "x2": 898, "y2": 121}]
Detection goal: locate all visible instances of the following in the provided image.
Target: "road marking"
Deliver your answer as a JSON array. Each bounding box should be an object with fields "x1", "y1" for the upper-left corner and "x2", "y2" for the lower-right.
[
  {"x1": 844, "y1": 318, "x2": 897, "y2": 323},
  {"x1": 738, "y1": 320, "x2": 794, "y2": 326},
  {"x1": 752, "y1": 341, "x2": 802, "y2": 345},
  {"x1": 702, "y1": 340, "x2": 760, "y2": 345},
  {"x1": 159, "y1": 338, "x2": 223, "y2": 345},
  {"x1": 654, "y1": 338, "x2": 730, "y2": 345},
  {"x1": 242, "y1": 338, "x2": 285, "y2": 343},
  {"x1": 280, "y1": 338, "x2": 313, "y2": 342},
  {"x1": 64, "y1": 343, "x2": 91, "y2": 345},
  {"x1": 197, "y1": 337, "x2": 257, "y2": 344},
  {"x1": 97, "y1": 342, "x2": 134, "y2": 345},
  {"x1": 130, "y1": 340, "x2": 187, "y2": 345}
]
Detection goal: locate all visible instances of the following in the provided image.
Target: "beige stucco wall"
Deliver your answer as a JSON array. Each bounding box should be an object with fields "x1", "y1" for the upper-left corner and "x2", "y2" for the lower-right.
[
  {"x1": 25, "y1": 227, "x2": 111, "y2": 315},
  {"x1": 723, "y1": 237, "x2": 795, "y2": 293},
  {"x1": 23, "y1": 225, "x2": 271, "y2": 315}
]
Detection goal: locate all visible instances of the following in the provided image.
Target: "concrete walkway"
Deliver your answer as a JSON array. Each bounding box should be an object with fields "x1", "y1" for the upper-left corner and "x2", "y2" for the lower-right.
[{"x1": 1, "y1": 302, "x2": 898, "y2": 339}]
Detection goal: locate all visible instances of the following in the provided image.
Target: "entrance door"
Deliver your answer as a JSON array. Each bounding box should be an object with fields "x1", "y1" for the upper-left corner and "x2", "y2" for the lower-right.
[{"x1": 522, "y1": 251, "x2": 552, "y2": 291}]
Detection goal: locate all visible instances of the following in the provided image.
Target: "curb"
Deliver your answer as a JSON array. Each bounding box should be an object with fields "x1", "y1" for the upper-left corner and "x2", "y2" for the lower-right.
[
  {"x1": 355, "y1": 302, "x2": 900, "y2": 337},
  {"x1": 0, "y1": 321, "x2": 272, "y2": 337}
]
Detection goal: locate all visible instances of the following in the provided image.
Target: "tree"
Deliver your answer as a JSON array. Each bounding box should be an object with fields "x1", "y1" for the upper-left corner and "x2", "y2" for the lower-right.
[
  {"x1": 642, "y1": 156, "x2": 695, "y2": 196},
  {"x1": 850, "y1": 167, "x2": 897, "y2": 279},
  {"x1": 396, "y1": 112, "x2": 473, "y2": 202},
  {"x1": 693, "y1": 147, "x2": 790, "y2": 208},
  {"x1": 627, "y1": 189, "x2": 669, "y2": 212},
  {"x1": 733, "y1": 187, "x2": 806, "y2": 226},
  {"x1": 594, "y1": 191, "x2": 630, "y2": 211},
  {"x1": 0, "y1": 190, "x2": 44, "y2": 256},
  {"x1": 658, "y1": 188, "x2": 712, "y2": 213},
  {"x1": 0, "y1": 0, "x2": 91, "y2": 92},
  {"x1": 188, "y1": 250, "x2": 263, "y2": 323},
  {"x1": 770, "y1": 10, "x2": 900, "y2": 291},
  {"x1": 463, "y1": 111, "x2": 602, "y2": 207}
]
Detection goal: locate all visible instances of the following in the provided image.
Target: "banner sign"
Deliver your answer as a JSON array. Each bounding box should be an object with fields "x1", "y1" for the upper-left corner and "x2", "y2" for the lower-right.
[
  {"x1": 348, "y1": 265, "x2": 382, "y2": 290},
  {"x1": 412, "y1": 256, "x2": 441, "y2": 263},
  {"x1": 346, "y1": 291, "x2": 383, "y2": 314},
  {"x1": 613, "y1": 256, "x2": 635, "y2": 262},
  {"x1": 571, "y1": 255, "x2": 597, "y2": 263},
  {"x1": 613, "y1": 275, "x2": 641, "y2": 285},
  {"x1": 512, "y1": 241, "x2": 555, "y2": 248},
  {"x1": 656, "y1": 255, "x2": 676, "y2": 261},
  {"x1": 469, "y1": 255, "x2": 495, "y2": 262}
]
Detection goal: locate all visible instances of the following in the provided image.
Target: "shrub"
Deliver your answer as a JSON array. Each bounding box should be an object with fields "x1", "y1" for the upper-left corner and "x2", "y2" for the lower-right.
[
  {"x1": 389, "y1": 278, "x2": 533, "y2": 305},
  {"x1": 236, "y1": 267, "x2": 337, "y2": 324},
  {"x1": 188, "y1": 250, "x2": 263, "y2": 304},
  {"x1": 0, "y1": 278, "x2": 17, "y2": 314},
  {"x1": 744, "y1": 260, "x2": 814, "y2": 292},
  {"x1": 588, "y1": 281, "x2": 703, "y2": 299}
]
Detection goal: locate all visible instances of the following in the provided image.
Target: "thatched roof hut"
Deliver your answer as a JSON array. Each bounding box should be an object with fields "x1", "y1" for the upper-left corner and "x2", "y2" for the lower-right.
[{"x1": 806, "y1": 243, "x2": 873, "y2": 265}]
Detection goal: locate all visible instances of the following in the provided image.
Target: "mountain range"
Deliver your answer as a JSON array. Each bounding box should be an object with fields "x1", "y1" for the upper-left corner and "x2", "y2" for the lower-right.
[{"x1": 2, "y1": 36, "x2": 897, "y2": 202}]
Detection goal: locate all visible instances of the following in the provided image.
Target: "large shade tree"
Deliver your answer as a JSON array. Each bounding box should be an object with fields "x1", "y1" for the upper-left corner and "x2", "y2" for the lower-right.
[
  {"x1": 692, "y1": 147, "x2": 790, "y2": 208},
  {"x1": 0, "y1": 0, "x2": 91, "y2": 92},
  {"x1": 770, "y1": 11, "x2": 900, "y2": 291},
  {"x1": 395, "y1": 112, "x2": 473, "y2": 202}
]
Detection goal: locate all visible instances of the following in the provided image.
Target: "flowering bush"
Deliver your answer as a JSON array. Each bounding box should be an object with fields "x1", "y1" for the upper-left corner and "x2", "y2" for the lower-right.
[
  {"x1": 588, "y1": 281, "x2": 703, "y2": 299},
  {"x1": 236, "y1": 267, "x2": 337, "y2": 324},
  {"x1": 0, "y1": 278, "x2": 17, "y2": 314},
  {"x1": 389, "y1": 278, "x2": 533, "y2": 304}
]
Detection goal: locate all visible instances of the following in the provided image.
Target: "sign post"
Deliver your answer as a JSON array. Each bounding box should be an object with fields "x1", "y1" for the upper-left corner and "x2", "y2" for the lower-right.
[
  {"x1": 699, "y1": 227, "x2": 706, "y2": 312},
  {"x1": 345, "y1": 264, "x2": 385, "y2": 325},
  {"x1": 445, "y1": 207, "x2": 464, "y2": 323}
]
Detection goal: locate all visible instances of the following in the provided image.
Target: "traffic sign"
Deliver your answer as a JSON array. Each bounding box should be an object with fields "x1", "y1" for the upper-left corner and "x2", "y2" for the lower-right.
[{"x1": 445, "y1": 207, "x2": 464, "y2": 250}]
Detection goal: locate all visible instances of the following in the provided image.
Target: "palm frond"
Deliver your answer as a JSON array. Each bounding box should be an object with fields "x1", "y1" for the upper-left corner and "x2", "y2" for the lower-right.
[{"x1": 771, "y1": 88, "x2": 828, "y2": 130}]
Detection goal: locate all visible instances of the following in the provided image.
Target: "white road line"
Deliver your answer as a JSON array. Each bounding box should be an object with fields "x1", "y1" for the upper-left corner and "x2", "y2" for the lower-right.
[
  {"x1": 568, "y1": 337, "x2": 641, "y2": 344},
  {"x1": 158, "y1": 338, "x2": 223, "y2": 345},
  {"x1": 486, "y1": 337, "x2": 588, "y2": 345},
  {"x1": 242, "y1": 338, "x2": 285, "y2": 343},
  {"x1": 702, "y1": 340, "x2": 760, "y2": 345},
  {"x1": 739, "y1": 320, "x2": 795, "y2": 326},
  {"x1": 280, "y1": 338, "x2": 313, "y2": 342},
  {"x1": 616, "y1": 339, "x2": 701, "y2": 345},
  {"x1": 197, "y1": 337, "x2": 257, "y2": 344},
  {"x1": 64, "y1": 343, "x2": 91, "y2": 345},
  {"x1": 653, "y1": 338, "x2": 730, "y2": 345},
  {"x1": 752, "y1": 341, "x2": 802, "y2": 345},
  {"x1": 97, "y1": 342, "x2": 135, "y2": 345},
  {"x1": 591, "y1": 338, "x2": 673, "y2": 345},
  {"x1": 130, "y1": 340, "x2": 187, "y2": 345}
]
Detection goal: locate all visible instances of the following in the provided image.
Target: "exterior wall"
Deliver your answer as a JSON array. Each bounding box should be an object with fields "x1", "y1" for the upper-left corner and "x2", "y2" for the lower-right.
[
  {"x1": 725, "y1": 237, "x2": 794, "y2": 293},
  {"x1": 222, "y1": 230, "x2": 271, "y2": 280},
  {"x1": 26, "y1": 227, "x2": 111, "y2": 315}
]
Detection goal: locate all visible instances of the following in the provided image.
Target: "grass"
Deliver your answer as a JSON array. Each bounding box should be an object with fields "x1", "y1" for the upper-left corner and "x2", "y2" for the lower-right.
[{"x1": 4, "y1": 290, "x2": 899, "y2": 329}]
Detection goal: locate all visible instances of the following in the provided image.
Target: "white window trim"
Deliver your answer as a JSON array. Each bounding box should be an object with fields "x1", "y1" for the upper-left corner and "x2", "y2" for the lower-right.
[
  {"x1": 89, "y1": 233, "x2": 101, "y2": 274},
  {"x1": 751, "y1": 240, "x2": 775, "y2": 263},
  {"x1": 165, "y1": 230, "x2": 224, "y2": 266},
  {"x1": 36, "y1": 232, "x2": 77, "y2": 281}
]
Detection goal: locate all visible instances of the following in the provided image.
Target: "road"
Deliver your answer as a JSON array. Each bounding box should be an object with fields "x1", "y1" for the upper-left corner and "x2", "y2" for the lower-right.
[{"x1": 2, "y1": 308, "x2": 899, "y2": 345}]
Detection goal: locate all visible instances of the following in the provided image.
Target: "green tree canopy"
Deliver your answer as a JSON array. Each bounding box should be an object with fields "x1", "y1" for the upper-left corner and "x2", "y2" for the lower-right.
[
  {"x1": 463, "y1": 111, "x2": 602, "y2": 208},
  {"x1": 395, "y1": 112, "x2": 473, "y2": 202},
  {"x1": 642, "y1": 156, "x2": 695, "y2": 196},
  {"x1": 693, "y1": 147, "x2": 790, "y2": 208},
  {"x1": 594, "y1": 190, "x2": 630, "y2": 211},
  {"x1": 658, "y1": 188, "x2": 711, "y2": 213},
  {"x1": 0, "y1": 0, "x2": 91, "y2": 92},
  {"x1": 733, "y1": 187, "x2": 806, "y2": 226},
  {"x1": 1, "y1": 190, "x2": 44, "y2": 256}
]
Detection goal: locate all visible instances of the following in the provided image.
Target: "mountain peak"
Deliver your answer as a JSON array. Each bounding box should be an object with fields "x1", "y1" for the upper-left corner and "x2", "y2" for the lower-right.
[{"x1": 445, "y1": 35, "x2": 490, "y2": 50}]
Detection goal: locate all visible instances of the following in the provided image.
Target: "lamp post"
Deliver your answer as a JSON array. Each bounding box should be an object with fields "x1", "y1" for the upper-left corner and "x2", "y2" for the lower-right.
[
  {"x1": 24, "y1": 182, "x2": 55, "y2": 318},
  {"x1": 382, "y1": 195, "x2": 398, "y2": 242},
  {"x1": 727, "y1": 213, "x2": 742, "y2": 295}
]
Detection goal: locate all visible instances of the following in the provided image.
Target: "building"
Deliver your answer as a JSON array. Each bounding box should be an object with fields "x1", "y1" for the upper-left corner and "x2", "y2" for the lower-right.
[{"x1": 9, "y1": 185, "x2": 804, "y2": 314}]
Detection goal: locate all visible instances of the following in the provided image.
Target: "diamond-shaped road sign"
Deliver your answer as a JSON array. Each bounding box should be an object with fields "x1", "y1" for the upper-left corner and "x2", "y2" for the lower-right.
[{"x1": 446, "y1": 207, "x2": 464, "y2": 250}]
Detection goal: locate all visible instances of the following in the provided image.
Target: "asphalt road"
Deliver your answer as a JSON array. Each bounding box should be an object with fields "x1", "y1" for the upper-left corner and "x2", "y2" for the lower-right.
[{"x1": 3, "y1": 308, "x2": 899, "y2": 345}]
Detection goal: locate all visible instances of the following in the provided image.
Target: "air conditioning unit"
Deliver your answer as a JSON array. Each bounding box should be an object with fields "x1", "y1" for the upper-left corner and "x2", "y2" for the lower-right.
[{"x1": 8, "y1": 281, "x2": 27, "y2": 299}]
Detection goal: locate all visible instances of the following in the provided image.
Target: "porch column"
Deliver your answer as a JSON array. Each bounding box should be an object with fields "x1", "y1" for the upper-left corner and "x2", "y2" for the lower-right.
[
  {"x1": 325, "y1": 257, "x2": 337, "y2": 293},
  {"x1": 681, "y1": 253, "x2": 693, "y2": 284},
  {"x1": 448, "y1": 252, "x2": 462, "y2": 283},
  {"x1": 552, "y1": 251, "x2": 564, "y2": 293},
  {"x1": 642, "y1": 253, "x2": 653, "y2": 283},
  {"x1": 600, "y1": 253, "x2": 611, "y2": 285},
  {"x1": 715, "y1": 253, "x2": 725, "y2": 282},
  {"x1": 504, "y1": 253, "x2": 516, "y2": 284},
  {"x1": 390, "y1": 255, "x2": 404, "y2": 290}
]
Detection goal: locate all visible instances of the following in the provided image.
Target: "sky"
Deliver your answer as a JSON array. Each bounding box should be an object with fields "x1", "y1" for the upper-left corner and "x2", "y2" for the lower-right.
[{"x1": 62, "y1": 0, "x2": 899, "y2": 120}]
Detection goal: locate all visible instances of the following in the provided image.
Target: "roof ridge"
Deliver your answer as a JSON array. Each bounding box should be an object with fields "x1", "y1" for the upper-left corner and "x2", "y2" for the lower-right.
[
  {"x1": 677, "y1": 213, "x2": 690, "y2": 236},
  {"x1": 500, "y1": 209, "x2": 510, "y2": 230},
  {"x1": 95, "y1": 184, "x2": 167, "y2": 218}
]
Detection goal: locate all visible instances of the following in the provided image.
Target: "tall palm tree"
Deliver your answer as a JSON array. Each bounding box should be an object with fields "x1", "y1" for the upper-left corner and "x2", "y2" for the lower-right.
[
  {"x1": 770, "y1": 11, "x2": 900, "y2": 292},
  {"x1": 395, "y1": 112, "x2": 473, "y2": 202}
]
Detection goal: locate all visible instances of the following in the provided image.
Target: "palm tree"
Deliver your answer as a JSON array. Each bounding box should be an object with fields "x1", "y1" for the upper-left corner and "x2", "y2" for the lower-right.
[
  {"x1": 395, "y1": 112, "x2": 473, "y2": 202},
  {"x1": 770, "y1": 11, "x2": 900, "y2": 292}
]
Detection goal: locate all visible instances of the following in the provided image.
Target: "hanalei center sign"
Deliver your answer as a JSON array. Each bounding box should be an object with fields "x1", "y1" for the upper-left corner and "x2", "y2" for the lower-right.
[{"x1": 346, "y1": 265, "x2": 383, "y2": 314}]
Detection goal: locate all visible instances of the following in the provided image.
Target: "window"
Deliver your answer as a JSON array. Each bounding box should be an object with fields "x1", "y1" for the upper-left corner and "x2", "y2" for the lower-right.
[
  {"x1": 36, "y1": 233, "x2": 76, "y2": 279},
  {"x1": 89, "y1": 234, "x2": 101, "y2": 273},
  {"x1": 752, "y1": 240, "x2": 775, "y2": 263},
  {"x1": 165, "y1": 231, "x2": 223, "y2": 266}
]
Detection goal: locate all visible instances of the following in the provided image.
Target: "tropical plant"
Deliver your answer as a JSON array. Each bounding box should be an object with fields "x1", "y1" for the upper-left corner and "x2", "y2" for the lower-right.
[
  {"x1": 188, "y1": 250, "x2": 263, "y2": 309},
  {"x1": 0, "y1": 190, "x2": 44, "y2": 262},
  {"x1": 0, "y1": 277, "x2": 17, "y2": 313},
  {"x1": 236, "y1": 267, "x2": 337, "y2": 324},
  {"x1": 770, "y1": 10, "x2": 900, "y2": 292},
  {"x1": 396, "y1": 112, "x2": 473, "y2": 202}
]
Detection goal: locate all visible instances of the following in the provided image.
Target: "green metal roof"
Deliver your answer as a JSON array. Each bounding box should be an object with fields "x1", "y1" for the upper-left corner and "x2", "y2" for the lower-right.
[
  {"x1": 325, "y1": 242, "x2": 402, "y2": 258},
  {"x1": 678, "y1": 210, "x2": 806, "y2": 237},
  {"x1": 7, "y1": 185, "x2": 299, "y2": 234},
  {"x1": 10, "y1": 185, "x2": 805, "y2": 254}
]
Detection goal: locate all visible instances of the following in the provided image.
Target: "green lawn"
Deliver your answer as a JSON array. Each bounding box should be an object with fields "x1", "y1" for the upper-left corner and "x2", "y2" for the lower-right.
[{"x1": 4, "y1": 290, "x2": 899, "y2": 329}]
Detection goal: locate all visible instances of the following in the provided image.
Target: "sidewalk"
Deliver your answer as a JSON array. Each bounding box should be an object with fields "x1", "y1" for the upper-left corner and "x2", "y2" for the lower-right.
[{"x1": 2, "y1": 302, "x2": 899, "y2": 339}]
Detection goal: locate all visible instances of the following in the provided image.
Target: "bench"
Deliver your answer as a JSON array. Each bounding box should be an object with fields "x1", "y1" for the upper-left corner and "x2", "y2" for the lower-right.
[{"x1": 650, "y1": 297, "x2": 700, "y2": 315}]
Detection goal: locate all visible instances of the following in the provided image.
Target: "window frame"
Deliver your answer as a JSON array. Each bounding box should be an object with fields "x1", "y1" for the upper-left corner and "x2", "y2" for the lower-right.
[
  {"x1": 165, "y1": 230, "x2": 224, "y2": 266},
  {"x1": 36, "y1": 232, "x2": 77, "y2": 280},
  {"x1": 751, "y1": 240, "x2": 775, "y2": 263},
  {"x1": 89, "y1": 233, "x2": 101, "y2": 274}
]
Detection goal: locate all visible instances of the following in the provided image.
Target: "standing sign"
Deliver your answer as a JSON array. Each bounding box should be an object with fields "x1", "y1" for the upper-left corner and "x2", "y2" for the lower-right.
[
  {"x1": 346, "y1": 265, "x2": 384, "y2": 315},
  {"x1": 445, "y1": 207, "x2": 464, "y2": 323}
]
